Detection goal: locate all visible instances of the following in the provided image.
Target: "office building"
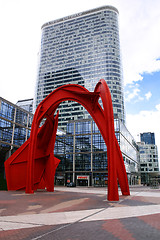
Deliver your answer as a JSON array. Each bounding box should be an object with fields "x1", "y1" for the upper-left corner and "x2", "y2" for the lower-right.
[
  {"x1": 140, "y1": 132, "x2": 155, "y2": 145},
  {"x1": 0, "y1": 97, "x2": 33, "y2": 188},
  {"x1": 137, "y1": 132, "x2": 159, "y2": 184},
  {"x1": 16, "y1": 98, "x2": 33, "y2": 113},
  {"x1": 55, "y1": 118, "x2": 139, "y2": 186},
  {"x1": 35, "y1": 6, "x2": 125, "y2": 128}
]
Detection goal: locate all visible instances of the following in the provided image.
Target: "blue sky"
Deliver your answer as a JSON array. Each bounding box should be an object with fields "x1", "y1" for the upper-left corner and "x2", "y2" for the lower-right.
[
  {"x1": 125, "y1": 69, "x2": 160, "y2": 151},
  {"x1": 125, "y1": 71, "x2": 160, "y2": 114},
  {"x1": 0, "y1": 0, "x2": 160, "y2": 157}
]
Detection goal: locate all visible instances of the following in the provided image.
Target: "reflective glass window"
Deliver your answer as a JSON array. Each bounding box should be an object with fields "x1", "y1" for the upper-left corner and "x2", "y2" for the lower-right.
[
  {"x1": 75, "y1": 121, "x2": 91, "y2": 134},
  {"x1": 75, "y1": 135, "x2": 91, "y2": 152},
  {"x1": 92, "y1": 134, "x2": 107, "y2": 151},
  {"x1": 15, "y1": 109, "x2": 28, "y2": 126},
  {"x1": 0, "y1": 101, "x2": 15, "y2": 121},
  {"x1": 0, "y1": 119, "x2": 13, "y2": 143},
  {"x1": 13, "y1": 126, "x2": 26, "y2": 146},
  {"x1": 75, "y1": 153, "x2": 91, "y2": 171},
  {"x1": 93, "y1": 152, "x2": 107, "y2": 171}
]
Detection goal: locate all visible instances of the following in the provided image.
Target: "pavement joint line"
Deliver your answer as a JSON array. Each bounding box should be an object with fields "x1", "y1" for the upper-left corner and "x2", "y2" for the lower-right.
[
  {"x1": 31, "y1": 223, "x2": 75, "y2": 240},
  {"x1": 81, "y1": 204, "x2": 160, "y2": 222},
  {"x1": 31, "y1": 207, "x2": 108, "y2": 240}
]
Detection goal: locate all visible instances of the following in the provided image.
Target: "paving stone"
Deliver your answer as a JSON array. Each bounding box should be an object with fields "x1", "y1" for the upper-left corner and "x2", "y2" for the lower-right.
[{"x1": 0, "y1": 186, "x2": 160, "y2": 239}]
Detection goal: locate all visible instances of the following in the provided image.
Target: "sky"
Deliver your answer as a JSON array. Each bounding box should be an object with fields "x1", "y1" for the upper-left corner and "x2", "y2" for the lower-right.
[{"x1": 0, "y1": 0, "x2": 160, "y2": 158}]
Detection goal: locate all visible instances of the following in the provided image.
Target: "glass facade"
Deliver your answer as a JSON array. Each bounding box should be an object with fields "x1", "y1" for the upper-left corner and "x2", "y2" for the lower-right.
[
  {"x1": 138, "y1": 141, "x2": 159, "y2": 185},
  {"x1": 138, "y1": 143, "x2": 159, "y2": 172},
  {"x1": 35, "y1": 6, "x2": 125, "y2": 129},
  {"x1": 0, "y1": 97, "x2": 33, "y2": 162},
  {"x1": 140, "y1": 132, "x2": 155, "y2": 145},
  {"x1": 55, "y1": 118, "x2": 139, "y2": 186}
]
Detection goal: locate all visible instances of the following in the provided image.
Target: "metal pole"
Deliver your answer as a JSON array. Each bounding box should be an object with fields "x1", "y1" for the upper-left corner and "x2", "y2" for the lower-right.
[
  {"x1": 91, "y1": 120, "x2": 93, "y2": 186},
  {"x1": 11, "y1": 107, "x2": 17, "y2": 150},
  {"x1": 73, "y1": 121, "x2": 75, "y2": 183}
]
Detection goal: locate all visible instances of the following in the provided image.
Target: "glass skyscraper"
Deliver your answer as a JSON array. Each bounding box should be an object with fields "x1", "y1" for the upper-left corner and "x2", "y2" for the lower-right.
[
  {"x1": 35, "y1": 6, "x2": 125, "y2": 129},
  {"x1": 140, "y1": 132, "x2": 155, "y2": 145}
]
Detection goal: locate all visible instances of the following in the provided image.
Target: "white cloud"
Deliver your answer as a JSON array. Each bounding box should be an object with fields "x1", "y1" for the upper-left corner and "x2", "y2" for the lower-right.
[
  {"x1": 125, "y1": 88, "x2": 141, "y2": 102},
  {"x1": 156, "y1": 104, "x2": 160, "y2": 111},
  {"x1": 119, "y1": 0, "x2": 160, "y2": 85},
  {"x1": 126, "y1": 103, "x2": 160, "y2": 160},
  {"x1": 145, "y1": 91, "x2": 152, "y2": 100},
  {"x1": 125, "y1": 83, "x2": 145, "y2": 103}
]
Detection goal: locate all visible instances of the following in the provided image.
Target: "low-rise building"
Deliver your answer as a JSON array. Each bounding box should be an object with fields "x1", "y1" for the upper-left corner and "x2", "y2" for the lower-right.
[
  {"x1": 137, "y1": 137, "x2": 159, "y2": 185},
  {"x1": 0, "y1": 97, "x2": 33, "y2": 188},
  {"x1": 55, "y1": 118, "x2": 140, "y2": 186}
]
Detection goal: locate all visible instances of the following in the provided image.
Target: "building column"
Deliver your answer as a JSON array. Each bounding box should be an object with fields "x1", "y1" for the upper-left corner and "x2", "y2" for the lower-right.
[
  {"x1": 25, "y1": 113, "x2": 29, "y2": 141},
  {"x1": 73, "y1": 121, "x2": 75, "y2": 183},
  {"x1": 91, "y1": 120, "x2": 93, "y2": 186},
  {"x1": 11, "y1": 107, "x2": 17, "y2": 150}
]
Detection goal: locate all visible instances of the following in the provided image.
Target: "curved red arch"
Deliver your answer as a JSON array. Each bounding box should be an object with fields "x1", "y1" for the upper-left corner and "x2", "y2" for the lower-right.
[{"x1": 5, "y1": 79, "x2": 130, "y2": 201}]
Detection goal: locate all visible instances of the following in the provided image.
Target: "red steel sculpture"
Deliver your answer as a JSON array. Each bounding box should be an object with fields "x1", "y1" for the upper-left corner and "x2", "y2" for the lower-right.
[{"x1": 5, "y1": 79, "x2": 130, "y2": 201}]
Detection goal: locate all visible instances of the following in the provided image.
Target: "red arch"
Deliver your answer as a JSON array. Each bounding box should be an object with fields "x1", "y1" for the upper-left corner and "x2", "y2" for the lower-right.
[{"x1": 5, "y1": 79, "x2": 130, "y2": 201}]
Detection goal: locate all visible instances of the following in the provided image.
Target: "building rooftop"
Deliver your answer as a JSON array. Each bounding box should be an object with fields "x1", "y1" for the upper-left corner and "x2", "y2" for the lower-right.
[{"x1": 42, "y1": 5, "x2": 119, "y2": 29}]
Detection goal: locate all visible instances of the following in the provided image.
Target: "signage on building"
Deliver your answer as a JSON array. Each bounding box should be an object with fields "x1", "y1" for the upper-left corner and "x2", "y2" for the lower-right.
[
  {"x1": 77, "y1": 176, "x2": 89, "y2": 180},
  {"x1": 57, "y1": 176, "x2": 64, "y2": 179}
]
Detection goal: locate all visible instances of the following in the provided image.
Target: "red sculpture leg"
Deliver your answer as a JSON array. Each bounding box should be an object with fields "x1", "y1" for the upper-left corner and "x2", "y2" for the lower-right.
[
  {"x1": 5, "y1": 140, "x2": 29, "y2": 190},
  {"x1": 94, "y1": 80, "x2": 119, "y2": 200},
  {"x1": 94, "y1": 79, "x2": 130, "y2": 199},
  {"x1": 115, "y1": 138, "x2": 130, "y2": 195},
  {"x1": 38, "y1": 112, "x2": 60, "y2": 192}
]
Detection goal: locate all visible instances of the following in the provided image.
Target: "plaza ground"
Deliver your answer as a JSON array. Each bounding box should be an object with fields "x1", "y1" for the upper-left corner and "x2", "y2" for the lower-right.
[{"x1": 0, "y1": 185, "x2": 160, "y2": 239}]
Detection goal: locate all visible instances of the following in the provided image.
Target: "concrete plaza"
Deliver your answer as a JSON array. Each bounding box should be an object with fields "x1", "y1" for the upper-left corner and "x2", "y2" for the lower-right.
[{"x1": 0, "y1": 186, "x2": 160, "y2": 239}]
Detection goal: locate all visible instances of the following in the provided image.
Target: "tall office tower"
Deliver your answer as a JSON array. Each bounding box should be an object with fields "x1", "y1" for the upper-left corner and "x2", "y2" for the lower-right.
[
  {"x1": 35, "y1": 6, "x2": 125, "y2": 129},
  {"x1": 140, "y1": 132, "x2": 155, "y2": 145}
]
